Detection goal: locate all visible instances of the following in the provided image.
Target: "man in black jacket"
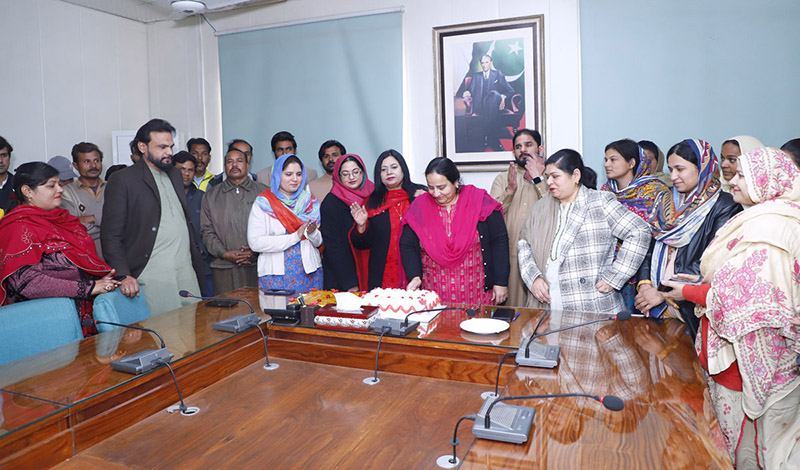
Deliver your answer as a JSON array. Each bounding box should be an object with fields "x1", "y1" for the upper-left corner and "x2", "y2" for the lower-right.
[
  {"x1": 101, "y1": 119, "x2": 204, "y2": 315},
  {"x1": 0, "y1": 136, "x2": 16, "y2": 213}
]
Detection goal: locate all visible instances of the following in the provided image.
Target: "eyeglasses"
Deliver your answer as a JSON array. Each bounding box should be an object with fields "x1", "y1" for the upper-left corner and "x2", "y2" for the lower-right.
[{"x1": 340, "y1": 169, "x2": 362, "y2": 179}]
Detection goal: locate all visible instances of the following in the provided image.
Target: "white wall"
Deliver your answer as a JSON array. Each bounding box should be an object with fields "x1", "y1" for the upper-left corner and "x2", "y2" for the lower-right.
[
  {"x1": 145, "y1": 0, "x2": 582, "y2": 185},
  {"x1": 0, "y1": 0, "x2": 149, "y2": 172}
]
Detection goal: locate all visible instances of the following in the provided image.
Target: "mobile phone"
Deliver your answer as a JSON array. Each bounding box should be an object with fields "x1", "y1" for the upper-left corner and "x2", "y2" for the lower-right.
[
  {"x1": 206, "y1": 299, "x2": 237, "y2": 308},
  {"x1": 491, "y1": 307, "x2": 515, "y2": 321},
  {"x1": 261, "y1": 289, "x2": 296, "y2": 296},
  {"x1": 648, "y1": 303, "x2": 668, "y2": 319},
  {"x1": 657, "y1": 283, "x2": 673, "y2": 292}
]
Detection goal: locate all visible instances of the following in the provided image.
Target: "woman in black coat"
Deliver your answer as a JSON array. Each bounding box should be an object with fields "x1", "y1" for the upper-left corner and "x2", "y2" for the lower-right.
[
  {"x1": 320, "y1": 154, "x2": 373, "y2": 292},
  {"x1": 634, "y1": 139, "x2": 741, "y2": 339}
]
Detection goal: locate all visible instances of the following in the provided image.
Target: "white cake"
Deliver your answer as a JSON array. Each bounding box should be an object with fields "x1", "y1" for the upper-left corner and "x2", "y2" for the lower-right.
[{"x1": 361, "y1": 288, "x2": 440, "y2": 315}]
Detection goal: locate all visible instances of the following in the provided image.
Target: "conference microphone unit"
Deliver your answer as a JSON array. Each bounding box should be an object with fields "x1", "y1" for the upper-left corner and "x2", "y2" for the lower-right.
[
  {"x1": 83, "y1": 319, "x2": 174, "y2": 375},
  {"x1": 437, "y1": 393, "x2": 625, "y2": 467},
  {"x1": 181, "y1": 290, "x2": 279, "y2": 370},
  {"x1": 179, "y1": 291, "x2": 258, "y2": 331},
  {"x1": 516, "y1": 310, "x2": 632, "y2": 368},
  {"x1": 370, "y1": 307, "x2": 478, "y2": 336},
  {"x1": 472, "y1": 393, "x2": 624, "y2": 444}
]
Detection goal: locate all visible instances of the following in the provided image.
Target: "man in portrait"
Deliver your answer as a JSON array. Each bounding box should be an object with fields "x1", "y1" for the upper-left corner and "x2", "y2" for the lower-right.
[{"x1": 461, "y1": 54, "x2": 516, "y2": 151}]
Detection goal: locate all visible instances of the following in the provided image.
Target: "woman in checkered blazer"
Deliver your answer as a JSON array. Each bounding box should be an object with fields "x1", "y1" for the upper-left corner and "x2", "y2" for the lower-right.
[{"x1": 517, "y1": 149, "x2": 651, "y2": 314}]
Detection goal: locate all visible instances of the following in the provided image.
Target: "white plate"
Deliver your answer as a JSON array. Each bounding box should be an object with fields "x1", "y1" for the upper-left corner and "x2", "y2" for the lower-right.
[{"x1": 459, "y1": 318, "x2": 510, "y2": 335}]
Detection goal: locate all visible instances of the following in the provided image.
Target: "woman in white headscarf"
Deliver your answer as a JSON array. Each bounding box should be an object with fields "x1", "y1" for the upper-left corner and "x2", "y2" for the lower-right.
[
  {"x1": 719, "y1": 135, "x2": 763, "y2": 193},
  {"x1": 661, "y1": 147, "x2": 800, "y2": 469}
]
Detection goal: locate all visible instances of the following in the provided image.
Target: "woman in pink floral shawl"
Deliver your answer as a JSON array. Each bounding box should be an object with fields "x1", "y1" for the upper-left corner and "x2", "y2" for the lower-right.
[{"x1": 663, "y1": 147, "x2": 800, "y2": 468}]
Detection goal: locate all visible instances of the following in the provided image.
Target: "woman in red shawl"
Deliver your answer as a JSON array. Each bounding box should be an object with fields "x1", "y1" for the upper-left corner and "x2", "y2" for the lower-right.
[
  {"x1": 350, "y1": 150, "x2": 425, "y2": 289},
  {"x1": 320, "y1": 154, "x2": 374, "y2": 292},
  {"x1": 400, "y1": 157, "x2": 509, "y2": 305},
  {"x1": 0, "y1": 162, "x2": 118, "y2": 336}
]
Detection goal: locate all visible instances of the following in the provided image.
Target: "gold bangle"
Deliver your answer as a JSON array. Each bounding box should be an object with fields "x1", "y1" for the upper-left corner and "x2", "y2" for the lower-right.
[{"x1": 636, "y1": 280, "x2": 652, "y2": 292}]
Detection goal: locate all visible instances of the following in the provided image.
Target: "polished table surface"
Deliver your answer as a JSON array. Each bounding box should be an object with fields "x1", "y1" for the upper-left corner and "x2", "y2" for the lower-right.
[
  {"x1": 51, "y1": 358, "x2": 490, "y2": 469},
  {"x1": 0, "y1": 287, "x2": 732, "y2": 469}
]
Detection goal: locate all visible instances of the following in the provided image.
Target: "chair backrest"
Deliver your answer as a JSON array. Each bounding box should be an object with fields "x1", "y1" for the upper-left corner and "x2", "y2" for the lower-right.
[
  {"x1": 92, "y1": 289, "x2": 151, "y2": 332},
  {"x1": 0, "y1": 298, "x2": 83, "y2": 366}
]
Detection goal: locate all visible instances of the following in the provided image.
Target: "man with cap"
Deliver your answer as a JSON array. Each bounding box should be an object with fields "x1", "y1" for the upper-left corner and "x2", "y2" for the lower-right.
[{"x1": 47, "y1": 155, "x2": 78, "y2": 187}]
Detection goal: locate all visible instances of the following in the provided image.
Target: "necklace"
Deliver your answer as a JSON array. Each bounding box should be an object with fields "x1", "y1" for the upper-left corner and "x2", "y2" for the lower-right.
[{"x1": 550, "y1": 202, "x2": 573, "y2": 261}]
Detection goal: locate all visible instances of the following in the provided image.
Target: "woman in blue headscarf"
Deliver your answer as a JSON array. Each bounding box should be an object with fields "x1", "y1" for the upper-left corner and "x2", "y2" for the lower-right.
[{"x1": 247, "y1": 154, "x2": 322, "y2": 296}]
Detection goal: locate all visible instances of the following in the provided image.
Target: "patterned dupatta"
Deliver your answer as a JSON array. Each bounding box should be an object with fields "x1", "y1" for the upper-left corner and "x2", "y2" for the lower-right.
[
  {"x1": 647, "y1": 139, "x2": 721, "y2": 286},
  {"x1": 601, "y1": 146, "x2": 669, "y2": 220},
  {"x1": 0, "y1": 205, "x2": 111, "y2": 304},
  {"x1": 698, "y1": 147, "x2": 800, "y2": 417}
]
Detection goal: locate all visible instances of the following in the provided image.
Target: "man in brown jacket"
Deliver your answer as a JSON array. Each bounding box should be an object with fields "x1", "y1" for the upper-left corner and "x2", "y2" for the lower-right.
[{"x1": 201, "y1": 147, "x2": 266, "y2": 295}]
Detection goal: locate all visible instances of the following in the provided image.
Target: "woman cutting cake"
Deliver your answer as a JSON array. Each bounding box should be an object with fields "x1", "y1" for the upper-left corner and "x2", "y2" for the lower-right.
[{"x1": 400, "y1": 157, "x2": 509, "y2": 305}]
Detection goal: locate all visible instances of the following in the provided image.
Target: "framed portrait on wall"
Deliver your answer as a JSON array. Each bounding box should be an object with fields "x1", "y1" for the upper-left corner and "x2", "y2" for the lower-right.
[{"x1": 433, "y1": 16, "x2": 545, "y2": 171}]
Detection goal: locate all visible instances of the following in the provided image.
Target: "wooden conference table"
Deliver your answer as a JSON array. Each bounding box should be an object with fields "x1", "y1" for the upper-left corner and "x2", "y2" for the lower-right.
[{"x1": 0, "y1": 288, "x2": 732, "y2": 469}]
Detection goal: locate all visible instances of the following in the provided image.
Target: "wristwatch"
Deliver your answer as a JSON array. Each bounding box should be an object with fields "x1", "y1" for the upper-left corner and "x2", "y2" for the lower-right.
[{"x1": 532, "y1": 176, "x2": 543, "y2": 184}]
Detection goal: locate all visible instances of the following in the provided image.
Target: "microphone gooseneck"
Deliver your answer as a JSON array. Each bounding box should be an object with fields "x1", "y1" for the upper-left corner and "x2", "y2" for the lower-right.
[
  {"x1": 446, "y1": 414, "x2": 477, "y2": 466},
  {"x1": 365, "y1": 326, "x2": 391, "y2": 385},
  {"x1": 84, "y1": 318, "x2": 167, "y2": 348},
  {"x1": 523, "y1": 310, "x2": 631, "y2": 358},
  {"x1": 254, "y1": 320, "x2": 278, "y2": 370},
  {"x1": 179, "y1": 290, "x2": 255, "y2": 314},
  {"x1": 162, "y1": 361, "x2": 188, "y2": 413},
  {"x1": 401, "y1": 307, "x2": 477, "y2": 327},
  {"x1": 493, "y1": 350, "x2": 518, "y2": 397}
]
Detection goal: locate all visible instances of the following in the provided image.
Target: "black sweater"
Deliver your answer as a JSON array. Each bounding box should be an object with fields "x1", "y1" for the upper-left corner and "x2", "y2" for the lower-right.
[
  {"x1": 320, "y1": 194, "x2": 360, "y2": 291},
  {"x1": 399, "y1": 209, "x2": 509, "y2": 292}
]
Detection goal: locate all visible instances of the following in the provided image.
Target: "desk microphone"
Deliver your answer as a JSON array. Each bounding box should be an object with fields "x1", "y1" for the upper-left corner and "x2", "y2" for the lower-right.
[
  {"x1": 181, "y1": 290, "x2": 278, "y2": 371},
  {"x1": 438, "y1": 393, "x2": 624, "y2": 467},
  {"x1": 474, "y1": 393, "x2": 624, "y2": 443},
  {"x1": 516, "y1": 310, "x2": 631, "y2": 368},
  {"x1": 83, "y1": 319, "x2": 173, "y2": 374},
  {"x1": 84, "y1": 319, "x2": 198, "y2": 416},
  {"x1": 371, "y1": 307, "x2": 478, "y2": 336}
]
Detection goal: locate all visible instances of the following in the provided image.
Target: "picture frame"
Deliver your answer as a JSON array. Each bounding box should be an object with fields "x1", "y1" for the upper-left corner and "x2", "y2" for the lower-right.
[{"x1": 433, "y1": 16, "x2": 545, "y2": 171}]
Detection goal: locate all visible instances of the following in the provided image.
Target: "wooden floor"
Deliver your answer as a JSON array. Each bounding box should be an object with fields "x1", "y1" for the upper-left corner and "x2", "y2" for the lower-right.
[{"x1": 52, "y1": 358, "x2": 489, "y2": 469}]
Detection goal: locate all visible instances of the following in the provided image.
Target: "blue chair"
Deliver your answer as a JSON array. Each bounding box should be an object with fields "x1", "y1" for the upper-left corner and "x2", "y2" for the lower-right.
[
  {"x1": 92, "y1": 289, "x2": 151, "y2": 332},
  {"x1": 0, "y1": 298, "x2": 83, "y2": 366}
]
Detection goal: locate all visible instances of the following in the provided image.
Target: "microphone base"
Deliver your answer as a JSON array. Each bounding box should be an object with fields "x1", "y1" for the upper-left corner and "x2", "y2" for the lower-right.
[
  {"x1": 263, "y1": 363, "x2": 280, "y2": 371},
  {"x1": 363, "y1": 377, "x2": 380, "y2": 385},
  {"x1": 212, "y1": 314, "x2": 260, "y2": 333},
  {"x1": 515, "y1": 342, "x2": 560, "y2": 368},
  {"x1": 370, "y1": 318, "x2": 420, "y2": 336},
  {"x1": 436, "y1": 455, "x2": 460, "y2": 468},
  {"x1": 111, "y1": 348, "x2": 174, "y2": 375},
  {"x1": 472, "y1": 396, "x2": 534, "y2": 444}
]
